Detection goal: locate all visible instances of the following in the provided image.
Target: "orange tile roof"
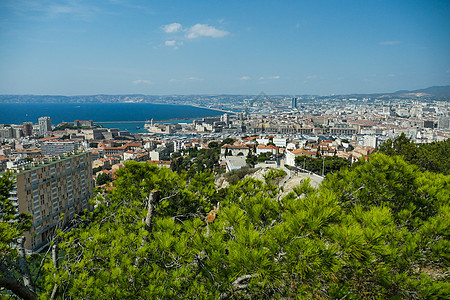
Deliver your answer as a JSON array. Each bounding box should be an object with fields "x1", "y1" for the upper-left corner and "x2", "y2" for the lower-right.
[
  {"x1": 39, "y1": 137, "x2": 59, "y2": 142},
  {"x1": 257, "y1": 145, "x2": 278, "y2": 150}
]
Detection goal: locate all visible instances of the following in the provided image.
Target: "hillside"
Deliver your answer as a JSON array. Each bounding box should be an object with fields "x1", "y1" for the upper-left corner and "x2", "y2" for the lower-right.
[{"x1": 2, "y1": 153, "x2": 449, "y2": 299}]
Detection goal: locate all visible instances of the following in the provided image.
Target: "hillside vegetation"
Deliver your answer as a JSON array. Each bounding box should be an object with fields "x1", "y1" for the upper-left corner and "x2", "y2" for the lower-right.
[{"x1": 1, "y1": 152, "x2": 449, "y2": 299}]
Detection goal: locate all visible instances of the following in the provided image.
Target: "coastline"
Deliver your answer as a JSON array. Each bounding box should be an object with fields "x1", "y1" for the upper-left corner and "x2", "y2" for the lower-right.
[
  {"x1": 187, "y1": 104, "x2": 235, "y2": 115},
  {"x1": 0, "y1": 102, "x2": 229, "y2": 125},
  {"x1": 93, "y1": 103, "x2": 234, "y2": 124}
]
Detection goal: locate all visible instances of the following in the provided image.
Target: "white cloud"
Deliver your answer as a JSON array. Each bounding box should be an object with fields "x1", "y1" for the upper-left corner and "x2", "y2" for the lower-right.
[
  {"x1": 162, "y1": 23, "x2": 182, "y2": 33},
  {"x1": 160, "y1": 23, "x2": 228, "y2": 48},
  {"x1": 187, "y1": 77, "x2": 203, "y2": 81},
  {"x1": 258, "y1": 75, "x2": 280, "y2": 81},
  {"x1": 164, "y1": 40, "x2": 183, "y2": 49},
  {"x1": 240, "y1": 76, "x2": 251, "y2": 80},
  {"x1": 185, "y1": 24, "x2": 229, "y2": 39},
  {"x1": 165, "y1": 40, "x2": 177, "y2": 46},
  {"x1": 169, "y1": 77, "x2": 203, "y2": 83},
  {"x1": 379, "y1": 40, "x2": 401, "y2": 45},
  {"x1": 133, "y1": 79, "x2": 153, "y2": 85}
]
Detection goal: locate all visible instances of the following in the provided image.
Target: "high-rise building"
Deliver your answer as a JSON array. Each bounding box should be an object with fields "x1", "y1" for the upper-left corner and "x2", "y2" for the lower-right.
[
  {"x1": 221, "y1": 113, "x2": 230, "y2": 125},
  {"x1": 0, "y1": 126, "x2": 13, "y2": 138},
  {"x1": 291, "y1": 97, "x2": 298, "y2": 109},
  {"x1": 363, "y1": 135, "x2": 378, "y2": 148},
  {"x1": 23, "y1": 122, "x2": 33, "y2": 136},
  {"x1": 12, "y1": 127, "x2": 22, "y2": 138},
  {"x1": 5, "y1": 151, "x2": 93, "y2": 250},
  {"x1": 438, "y1": 116, "x2": 449, "y2": 129},
  {"x1": 38, "y1": 116, "x2": 52, "y2": 136}
]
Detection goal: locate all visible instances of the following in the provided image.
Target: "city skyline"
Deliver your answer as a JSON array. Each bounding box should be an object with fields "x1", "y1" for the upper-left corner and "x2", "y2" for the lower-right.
[{"x1": 1, "y1": 0, "x2": 449, "y2": 96}]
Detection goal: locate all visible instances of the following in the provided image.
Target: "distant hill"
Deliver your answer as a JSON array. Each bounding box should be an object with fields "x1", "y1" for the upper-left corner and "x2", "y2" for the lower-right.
[
  {"x1": 388, "y1": 85, "x2": 450, "y2": 100},
  {"x1": 1, "y1": 85, "x2": 449, "y2": 102},
  {"x1": 336, "y1": 85, "x2": 450, "y2": 101},
  {"x1": 409, "y1": 85, "x2": 450, "y2": 97}
]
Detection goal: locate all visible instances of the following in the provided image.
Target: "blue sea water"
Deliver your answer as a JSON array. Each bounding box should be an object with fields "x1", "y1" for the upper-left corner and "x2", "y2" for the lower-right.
[{"x1": 0, "y1": 103, "x2": 224, "y2": 133}]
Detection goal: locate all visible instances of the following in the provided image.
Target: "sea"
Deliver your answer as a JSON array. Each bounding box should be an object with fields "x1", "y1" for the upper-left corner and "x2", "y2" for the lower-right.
[{"x1": 0, "y1": 103, "x2": 225, "y2": 134}]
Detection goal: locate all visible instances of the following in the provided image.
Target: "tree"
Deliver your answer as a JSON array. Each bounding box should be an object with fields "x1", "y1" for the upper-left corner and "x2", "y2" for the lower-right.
[
  {"x1": 378, "y1": 133, "x2": 417, "y2": 159},
  {"x1": 96, "y1": 172, "x2": 112, "y2": 186},
  {"x1": 220, "y1": 138, "x2": 235, "y2": 146},
  {"x1": 0, "y1": 173, "x2": 34, "y2": 300},
  {"x1": 8, "y1": 155, "x2": 448, "y2": 299},
  {"x1": 171, "y1": 148, "x2": 221, "y2": 175},
  {"x1": 208, "y1": 141, "x2": 219, "y2": 149},
  {"x1": 295, "y1": 156, "x2": 350, "y2": 175},
  {"x1": 379, "y1": 135, "x2": 450, "y2": 175},
  {"x1": 321, "y1": 153, "x2": 450, "y2": 298}
]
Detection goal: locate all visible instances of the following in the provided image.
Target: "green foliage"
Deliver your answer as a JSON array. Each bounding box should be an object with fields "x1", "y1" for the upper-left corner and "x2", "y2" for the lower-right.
[
  {"x1": 95, "y1": 172, "x2": 111, "y2": 186},
  {"x1": 0, "y1": 173, "x2": 34, "y2": 299},
  {"x1": 379, "y1": 133, "x2": 450, "y2": 174},
  {"x1": 24, "y1": 155, "x2": 450, "y2": 299},
  {"x1": 246, "y1": 152, "x2": 272, "y2": 167},
  {"x1": 171, "y1": 147, "x2": 221, "y2": 175},
  {"x1": 92, "y1": 165, "x2": 103, "y2": 174},
  {"x1": 295, "y1": 155, "x2": 351, "y2": 175},
  {"x1": 322, "y1": 153, "x2": 450, "y2": 298},
  {"x1": 220, "y1": 138, "x2": 235, "y2": 146},
  {"x1": 52, "y1": 124, "x2": 78, "y2": 131},
  {"x1": 207, "y1": 141, "x2": 219, "y2": 148},
  {"x1": 0, "y1": 173, "x2": 32, "y2": 247},
  {"x1": 223, "y1": 167, "x2": 258, "y2": 185}
]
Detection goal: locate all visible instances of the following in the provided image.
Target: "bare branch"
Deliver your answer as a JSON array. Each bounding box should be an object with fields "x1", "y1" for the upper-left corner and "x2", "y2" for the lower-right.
[
  {"x1": 49, "y1": 243, "x2": 59, "y2": 300},
  {"x1": 17, "y1": 237, "x2": 34, "y2": 293}
]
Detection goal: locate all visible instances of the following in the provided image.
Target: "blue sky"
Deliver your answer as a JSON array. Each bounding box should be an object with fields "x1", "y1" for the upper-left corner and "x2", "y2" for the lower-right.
[{"x1": 1, "y1": 0, "x2": 449, "y2": 95}]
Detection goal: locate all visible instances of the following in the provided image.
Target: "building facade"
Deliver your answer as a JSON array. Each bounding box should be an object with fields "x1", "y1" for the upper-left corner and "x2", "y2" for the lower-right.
[
  {"x1": 38, "y1": 116, "x2": 52, "y2": 136},
  {"x1": 292, "y1": 97, "x2": 298, "y2": 109},
  {"x1": 41, "y1": 141, "x2": 81, "y2": 156},
  {"x1": 22, "y1": 122, "x2": 33, "y2": 136},
  {"x1": 6, "y1": 151, "x2": 93, "y2": 250}
]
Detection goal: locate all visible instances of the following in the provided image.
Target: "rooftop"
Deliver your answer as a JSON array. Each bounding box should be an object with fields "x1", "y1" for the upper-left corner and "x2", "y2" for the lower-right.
[{"x1": 1, "y1": 150, "x2": 89, "y2": 176}]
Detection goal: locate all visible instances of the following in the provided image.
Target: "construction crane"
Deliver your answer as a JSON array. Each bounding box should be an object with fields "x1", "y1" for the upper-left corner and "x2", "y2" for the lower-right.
[{"x1": 244, "y1": 91, "x2": 272, "y2": 113}]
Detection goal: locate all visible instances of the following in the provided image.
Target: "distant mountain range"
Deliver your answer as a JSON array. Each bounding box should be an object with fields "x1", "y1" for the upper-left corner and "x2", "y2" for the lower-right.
[
  {"x1": 393, "y1": 85, "x2": 450, "y2": 97},
  {"x1": 338, "y1": 85, "x2": 450, "y2": 100},
  {"x1": 0, "y1": 85, "x2": 449, "y2": 102}
]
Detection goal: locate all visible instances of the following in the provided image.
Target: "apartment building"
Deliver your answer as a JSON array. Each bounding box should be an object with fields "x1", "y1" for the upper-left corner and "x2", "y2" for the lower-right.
[
  {"x1": 41, "y1": 141, "x2": 81, "y2": 156},
  {"x1": 6, "y1": 151, "x2": 93, "y2": 250}
]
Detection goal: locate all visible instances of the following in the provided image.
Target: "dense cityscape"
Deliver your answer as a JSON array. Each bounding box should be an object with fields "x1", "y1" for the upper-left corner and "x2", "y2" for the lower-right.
[
  {"x1": 1, "y1": 0, "x2": 449, "y2": 298},
  {"x1": 1, "y1": 91, "x2": 449, "y2": 248}
]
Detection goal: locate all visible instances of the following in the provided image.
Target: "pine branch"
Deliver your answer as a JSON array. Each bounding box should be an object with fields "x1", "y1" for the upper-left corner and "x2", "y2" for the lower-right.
[
  {"x1": 0, "y1": 261, "x2": 36, "y2": 300},
  {"x1": 219, "y1": 273, "x2": 260, "y2": 299}
]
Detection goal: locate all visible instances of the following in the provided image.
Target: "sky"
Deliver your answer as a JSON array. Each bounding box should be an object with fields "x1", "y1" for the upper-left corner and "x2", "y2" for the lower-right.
[{"x1": 0, "y1": 0, "x2": 449, "y2": 96}]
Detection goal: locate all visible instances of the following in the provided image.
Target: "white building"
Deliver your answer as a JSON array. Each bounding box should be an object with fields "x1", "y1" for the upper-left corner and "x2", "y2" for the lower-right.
[
  {"x1": 363, "y1": 135, "x2": 378, "y2": 148},
  {"x1": 225, "y1": 156, "x2": 247, "y2": 172},
  {"x1": 273, "y1": 138, "x2": 287, "y2": 147},
  {"x1": 38, "y1": 116, "x2": 52, "y2": 136}
]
